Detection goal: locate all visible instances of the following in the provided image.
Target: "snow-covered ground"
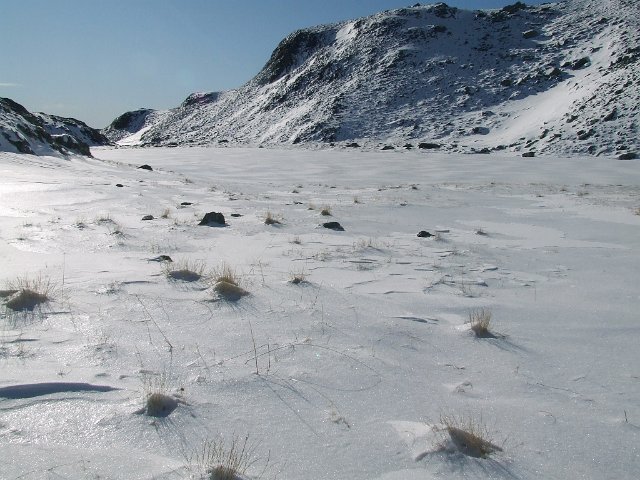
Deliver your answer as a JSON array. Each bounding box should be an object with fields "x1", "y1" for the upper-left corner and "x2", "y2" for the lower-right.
[{"x1": 1, "y1": 147, "x2": 639, "y2": 479}]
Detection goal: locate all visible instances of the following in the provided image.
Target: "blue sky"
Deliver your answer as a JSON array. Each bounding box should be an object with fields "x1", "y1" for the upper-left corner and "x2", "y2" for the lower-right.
[{"x1": 1, "y1": 1, "x2": 546, "y2": 128}]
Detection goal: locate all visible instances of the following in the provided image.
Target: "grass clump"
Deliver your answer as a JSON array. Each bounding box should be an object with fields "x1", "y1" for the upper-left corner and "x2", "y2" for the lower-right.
[
  {"x1": 3, "y1": 275, "x2": 56, "y2": 312},
  {"x1": 163, "y1": 259, "x2": 206, "y2": 282},
  {"x1": 468, "y1": 308, "x2": 492, "y2": 337},
  {"x1": 264, "y1": 211, "x2": 281, "y2": 225},
  {"x1": 289, "y1": 269, "x2": 307, "y2": 285},
  {"x1": 194, "y1": 435, "x2": 260, "y2": 480},
  {"x1": 142, "y1": 371, "x2": 178, "y2": 417},
  {"x1": 212, "y1": 264, "x2": 248, "y2": 301},
  {"x1": 440, "y1": 414, "x2": 503, "y2": 458}
]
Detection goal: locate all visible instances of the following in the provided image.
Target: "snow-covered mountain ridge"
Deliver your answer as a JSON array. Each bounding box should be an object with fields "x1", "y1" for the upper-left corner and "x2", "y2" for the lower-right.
[
  {"x1": 107, "y1": 0, "x2": 639, "y2": 157},
  {"x1": 0, "y1": 97, "x2": 110, "y2": 157}
]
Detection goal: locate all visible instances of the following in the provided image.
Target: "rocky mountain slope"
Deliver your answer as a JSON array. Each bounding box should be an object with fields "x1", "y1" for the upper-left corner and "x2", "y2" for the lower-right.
[
  {"x1": 106, "y1": 0, "x2": 639, "y2": 157},
  {"x1": 0, "y1": 97, "x2": 110, "y2": 157}
]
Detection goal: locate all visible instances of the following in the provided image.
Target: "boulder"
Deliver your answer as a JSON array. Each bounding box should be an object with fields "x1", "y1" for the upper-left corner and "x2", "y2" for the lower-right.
[
  {"x1": 618, "y1": 152, "x2": 637, "y2": 160},
  {"x1": 417, "y1": 231, "x2": 433, "y2": 238},
  {"x1": 199, "y1": 211, "x2": 226, "y2": 226},
  {"x1": 322, "y1": 221, "x2": 344, "y2": 231},
  {"x1": 138, "y1": 164, "x2": 153, "y2": 171}
]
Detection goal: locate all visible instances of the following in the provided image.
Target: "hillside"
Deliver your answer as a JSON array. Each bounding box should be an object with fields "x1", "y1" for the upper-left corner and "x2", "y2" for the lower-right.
[
  {"x1": 105, "y1": 0, "x2": 639, "y2": 157},
  {"x1": 0, "y1": 97, "x2": 110, "y2": 157}
]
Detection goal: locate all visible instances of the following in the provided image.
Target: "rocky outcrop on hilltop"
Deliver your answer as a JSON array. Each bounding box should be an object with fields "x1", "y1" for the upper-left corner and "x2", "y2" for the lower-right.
[
  {"x1": 0, "y1": 97, "x2": 110, "y2": 157},
  {"x1": 108, "y1": 0, "x2": 639, "y2": 156}
]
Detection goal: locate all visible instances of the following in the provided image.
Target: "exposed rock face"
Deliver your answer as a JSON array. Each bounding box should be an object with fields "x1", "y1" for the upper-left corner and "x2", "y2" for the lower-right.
[
  {"x1": 0, "y1": 97, "x2": 110, "y2": 157},
  {"x1": 107, "y1": 0, "x2": 639, "y2": 156}
]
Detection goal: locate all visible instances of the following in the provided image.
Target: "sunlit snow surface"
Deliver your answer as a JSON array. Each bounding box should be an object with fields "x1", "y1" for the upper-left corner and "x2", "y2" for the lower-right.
[{"x1": 1, "y1": 147, "x2": 639, "y2": 479}]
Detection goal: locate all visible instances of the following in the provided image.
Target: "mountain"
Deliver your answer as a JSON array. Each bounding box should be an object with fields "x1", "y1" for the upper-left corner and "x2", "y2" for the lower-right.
[
  {"x1": 105, "y1": 0, "x2": 639, "y2": 157},
  {"x1": 0, "y1": 97, "x2": 110, "y2": 157}
]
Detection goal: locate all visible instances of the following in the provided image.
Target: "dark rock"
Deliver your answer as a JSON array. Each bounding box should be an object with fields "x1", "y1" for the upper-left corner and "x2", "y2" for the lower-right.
[
  {"x1": 199, "y1": 211, "x2": 226, "y2": 226},
  {"x1": 149, "y1": 255, "x2": 173, "y2": 262},
  {"x1": 546, "y1": 67, "x2": 563, "y2": 77},
  {"x1": 141, "y1": 215, "x2": 154, "y2": 221},
  {"x1": 404, "y1": 143, "x2": 414, "y2": 149},
  {"x1": 418, "y1": 142, "x2": 441, "y2": 149},
  {"x1": 472, "y1": 126, "x2": 490, "y2": 135},
  {"x1": 180, "y1": 202, "x2": 193, "y2": 206},
  {"x1": 322, "y1": 221, "x2": 344, "y2": 231},
  {"x1": 522, "y1": 30, "x2": 538, "y2": 39},
  {"x1": 417, "y1": 231, "x2": 433, "y2": 238},
  {"x1": 522, "y1": 152, "x2": 536, "y2": 157},
  {"x1": 500, "y1": 78, "x2": 513, "y2": 87},
  {"x1": 618, "y1": 152, "x2": 637, "y2": 160},
  {"x1": 138, "y1": 164, "x2": 153, "y2": 171},
  {"x1": 381, "y1": 145, "x2": 395, "y2": 150},
  {"x1": 603, "y1": 108, "x2": 617, "y2": 121},
  {"x1": 501, "y1": 2, "x2": 527, "y2": 14},
  {"x1": 346, "y1": 142, "x2": 360, "y2": 148},
  {"x1": 115, "y1": 183, "x2": 124, "y2": 187},
  {"x1": 570, "y1": 57, "x2": 591, "y2": 70},
  {"x1": 230, "y1": 213, "x2": 243, "y2": 217}
]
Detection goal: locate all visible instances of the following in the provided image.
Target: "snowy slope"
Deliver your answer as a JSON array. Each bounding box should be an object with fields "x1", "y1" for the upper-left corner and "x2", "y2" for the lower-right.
[
  {"x1": 1, "y1": 146, "x2": 639, "y2": 479},
  {"x1": 0, "y1": 97, "x2": 110, "y2": 157},
  {"x1": 109, "y1": 0, "x2": 639, "y2": 157}
]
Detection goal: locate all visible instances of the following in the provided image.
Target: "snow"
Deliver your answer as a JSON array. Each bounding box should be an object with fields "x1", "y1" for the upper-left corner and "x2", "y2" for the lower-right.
[{"x1": 1, "y1": 146, "x2": 639, "y2": 479}]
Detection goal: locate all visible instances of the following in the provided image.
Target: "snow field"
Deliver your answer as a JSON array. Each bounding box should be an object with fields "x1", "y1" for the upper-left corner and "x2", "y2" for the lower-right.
[{"x1": 1, "y1": 147, "x2": 639, "y2": 479}]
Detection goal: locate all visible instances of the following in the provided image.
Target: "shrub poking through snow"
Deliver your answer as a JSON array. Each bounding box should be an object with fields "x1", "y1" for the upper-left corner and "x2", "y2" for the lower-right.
[
  {"x1": 142, "y1": 372, "x2": 178, "y2": 417},
  {"x1": 289, "y1": 269, "x2": 306, "y2": 284},
  {"x1": 439, "y1": 414, "x2": 503, "y2": 458},
  {"x1": 320, "y1": 206, "x2": 332, "y2": 216},
  {"x1": 163, "y1": 259, "x2": 206, "y2": 282},
  {"x1": 468, "y1": 308, "x2": 492, "y2": 337},
  {"x1": 264, "y1": 211, "x2": 281, "y2": 225},
  {"x1": 195, "y1": 435, "x2": 258, "y2": 480},
  {"x1": 213, "y1": 264, "x2": 248, "y2": 301},
  {"x1": 3, "y1": 275, "x2": 55, "y2": 312}
]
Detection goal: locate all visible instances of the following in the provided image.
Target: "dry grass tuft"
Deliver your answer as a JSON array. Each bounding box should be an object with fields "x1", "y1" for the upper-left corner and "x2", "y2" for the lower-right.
[
  {"x1": 3, "y1": 276, "x2": 56, "y2": 312},
  {"x1": 194, "y1": 435, "x2": 259, "y2": 480},
  {"x1": 320, "y1": 206, "x2": 332, "y2": 216},
  {"x1": 264, "y1": 211, "x2": 281, "y2": 225},
  {"x1": 142, "y1": 371, "x2": 178, "y2": 417},
  {"x1": 289, "y1": 270, "x2": 306, "y2": 285},
  {"x1": 212, "y1": 264, "x2": 248, "y2": 301},
  {"x1": 468, "y1": 308, "x2": 492, "y2": 337},
  {"x1": 440, "y1": 413, "x2": 503, "y2": 458},
  {"x1": 163, "y1": 259, "x2": 206, "y2": 282},
  {"x1": 161, "y1": 208, "x2": 171, "y2": 219}
]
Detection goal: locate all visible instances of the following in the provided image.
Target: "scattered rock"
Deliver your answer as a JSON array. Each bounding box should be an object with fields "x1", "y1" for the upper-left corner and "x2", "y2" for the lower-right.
[
  {"x1": 322, "y1": 221, "x2": 345, "y2": 231},
  {"x1": 346, "y1": 142, "x2": 360, "y2": 148},
  {"x1": 522, "y1": 29, "x2": 538, "y2": 39},
  {"x1": 180, "y1": 201, "x2": 193, "y2": 206},
  {"x1": 115, "y1": 183, "x2": 124, "y2": 187},
  {"x1": 137, "y1": 164, "x2": 153, "y2": 171},
  {"x1": 472, "y1": 126, "x2": 490, "y2": 135},
  {"x1": 603, "y1": 108, "x2": 617, "y2": 122},
  {"x1": 417, "y1": 231, "x2": 433, "y2": 238},
  {"x1": 381, "y1": 145, "x2": 395, "y2": 150},
  {"x1": 230, "y1": 213, "x2": 242, "y2": 217},
  {"x1": 522, "y1": 152, "x2": 535, "y2": 157},
  {"x1": 569, "y1": 57, "x2": 591, "y2": 70},
  {"x1": 418, "y1": 142, "x2": 441, "y2": 149},
  {"x1": 149, "y1": 255, "x2": 173, "y2": 263},
  {"x1": 618, "y1": 152, "x2": 637, "y2": 160},
  {"x1": 199, "y1": 212, "x2": 226, "y2": 226},
  {"x1": 141, "y1": 215, "x2": 154, "y2": 221}
]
